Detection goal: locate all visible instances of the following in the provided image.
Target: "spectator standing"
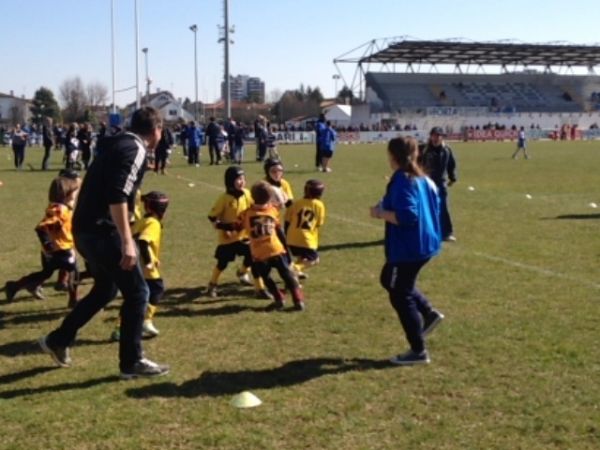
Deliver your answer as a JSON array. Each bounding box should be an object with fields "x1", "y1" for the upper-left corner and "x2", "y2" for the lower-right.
[
  {"x1": 320, "y1": 121, "x2": 337, "y2": 173},
  {"x1": 64, "y1": 123, "x2": 80, "y2": 170},
  {"x1": 10, "y1": 123, "x2": 28, "y2": 169},
  {"x1": 77, "y1": 123, "x2": 93, "y2": 170},
  {"x1": 420, "y1": 127, "x2": 457, "y2": 242},
  {"x1": 231, "y1": 122, "x2": 245, "y2": 164},
  {"x1": 42, "y1": 118, "x2": 55, "y2": 170},
  {"x1": 205, "y1": 117, "x2": 222, "y2": 165},
  {"x1": 187, "y1": 121, "x2": 203, "y2": 166},
  {"x1": 155, "y1": 127, "x2": 174, "y2": 174},
  {"x1": 179, "y1": 122, "x2": 188, "y2": 157},
  {"x1": 314, "y1": 113, "x2": 327, "y2": 170},
  {"x1": 39, "y1": 106, "x2": 169, "y2": 379}
]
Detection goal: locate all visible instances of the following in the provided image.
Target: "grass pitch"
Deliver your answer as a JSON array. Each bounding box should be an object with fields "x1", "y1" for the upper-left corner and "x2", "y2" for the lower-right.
[{"x1": 0, "y1": 140, "x2": 599, "y2": 449}]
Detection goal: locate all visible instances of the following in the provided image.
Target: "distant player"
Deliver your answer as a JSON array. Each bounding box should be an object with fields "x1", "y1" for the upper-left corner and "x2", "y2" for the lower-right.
[
  {"x1": 285, "y1": 179, "x2": 326, "y2": 279},
  {"x1": 263, "y1": 158, "x2": 294, "y2": 212},
  {"x1": 512, "y1": 126, "x2": 529, "y2": 159},
  {"x1": 266, "y1": 126, "x2": 279, "y2": 159}
]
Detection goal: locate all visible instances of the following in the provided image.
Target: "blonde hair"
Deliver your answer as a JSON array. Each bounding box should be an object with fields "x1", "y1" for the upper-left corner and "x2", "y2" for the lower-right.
[{"x1": 48, "y1": 176, "x2": 82, "y2": 204}]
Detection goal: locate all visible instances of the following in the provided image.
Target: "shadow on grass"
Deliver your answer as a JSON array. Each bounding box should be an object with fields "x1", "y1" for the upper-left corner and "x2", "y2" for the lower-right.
[
  {"x1": 319, "y1": 239, "x2": 384, "y2": 252},
  {"x1": 0, "y1": 375, "x2": 120, "y2": 399},
  {"x1": 0, "y1": 367, "x2": 56, "y2": 385},
  {"x1": 126, "y1": 357, "x2": 393, "y2": 399},
  {"x1": 158, "y1": 303, "x2": 268, "y2": 318},
  {"x1": 0, "y1": 309, "x2": 68, "y2": 326},
  {"x1": 0, "y1": 338, "x2": 112, "y2": 357},
  {"x1": 551, "y1": 213, "x2": 600, "y2": 220}
]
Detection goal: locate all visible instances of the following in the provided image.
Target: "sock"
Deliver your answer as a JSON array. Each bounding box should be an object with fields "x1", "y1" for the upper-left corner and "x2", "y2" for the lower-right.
[
  {"x1": 236, "y1": 266, "x2": 251, "y2": 277},
  {"x1": 254, "y1": 276, "x2": 265, "y2": 291},
  {"x1": 145, "y1": 304, "x2": 157, "y2": 321},
  {"x1": 291, "y1": 287, "x2": 304, "y2": 304},
  {"x1": 210, "y1": 267, "x2": 222, "y2": 285}
]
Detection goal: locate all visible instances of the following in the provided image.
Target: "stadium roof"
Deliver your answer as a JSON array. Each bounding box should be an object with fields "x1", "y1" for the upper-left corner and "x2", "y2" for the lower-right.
[{"x1": 349, "y1": 40, "x2": 600, "y2": 67}]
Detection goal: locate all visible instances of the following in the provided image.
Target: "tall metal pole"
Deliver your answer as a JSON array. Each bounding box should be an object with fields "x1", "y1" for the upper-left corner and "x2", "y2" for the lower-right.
[
  {"x1": 142, "y1": 47, "x2": 149, "y2": 103},
  {"x1": 134, "y1": 0, "x2": 140, "y2": 108},
  {"x1": 224, "y1": 0, "x2": 231, "y2": 119},
  {"x1": 190, "y1": 25, "x2": 198, "y2": 121},
  {"x1": 111, "y1": 0, "x2": 116, "y2": 113}
]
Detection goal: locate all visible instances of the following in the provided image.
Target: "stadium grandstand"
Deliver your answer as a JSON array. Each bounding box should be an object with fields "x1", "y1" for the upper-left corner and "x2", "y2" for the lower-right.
[{"x1": 333, "y1": 38, "x2": 600, "y2": 134}]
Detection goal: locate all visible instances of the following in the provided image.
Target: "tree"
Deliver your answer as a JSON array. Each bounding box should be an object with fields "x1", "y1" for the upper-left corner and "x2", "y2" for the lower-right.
[
  {"x1": 59, "y1": 77, "x2": 87, "y2": 123},
  {"x1": 86, "y1": 81, "x2": 108, "y2": 108},
  {"x1": 30, "y1": 87, "x2": 61, "y2": 125},
  {"x1": 337, "y1": 86, "x2": 355, "y2": 104}
]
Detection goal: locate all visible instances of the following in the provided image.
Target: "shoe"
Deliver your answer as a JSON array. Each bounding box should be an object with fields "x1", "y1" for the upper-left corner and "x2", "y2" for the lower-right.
[
  {"x1": 264, "y1": 301, "x2": 284, "y2": 312},
  {"x1": 389, "y1": 350, "x2": 430, "y2": 366},
  {"x1": 39, "y1": 335, "x2": 72, "y2": 367},
  {"x1": 297, "y1": 271, "x2": 308, "y2": 280},
  {"x1": 206, "y1": 283, "x2": 218, "y2": 298},
  {"x1": 4, "y1": 281, "x2": 17, "y2": 301},
  {"x1": 237, "y1": 272, "x2": 253, "y2": 286},
  {"x1": 293, "y1": 301, "x2": 305, "y2": 311},
  {"x1": 324, "y1": 167, "x2": 332, "y2": 173},
  {"x1": 255, "y1": 289, "x2": 274, "y2": 300},
  {"x1": 443, "y1": 235, "x2": 457, "y2": 242},
  {"x1": 28, "y1": 286, "x2": 46, "y2": 300},
  {"x1": 54, "y1": 282, "x2": 68, "y2": 292},
  {"x1": 120, "y1": 358, "x2": 170, "y2": 379},
  {"x1": 110, "y1": 329, "x2": 121, "y2": 342},
  {"x1": 422, "y1": 310, "x2": 444, "y2": 337},
  {"x1": 142, "y1": 320, "x2": 160, "y2": 337}
]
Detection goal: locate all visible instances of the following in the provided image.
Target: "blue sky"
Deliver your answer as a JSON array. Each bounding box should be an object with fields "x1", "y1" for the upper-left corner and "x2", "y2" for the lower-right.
[{"x1": 2, "y1": 0, "x2": 599, "y2": 106}]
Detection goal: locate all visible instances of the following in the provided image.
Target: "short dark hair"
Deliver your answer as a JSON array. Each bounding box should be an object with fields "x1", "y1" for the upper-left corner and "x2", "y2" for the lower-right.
[
  {"x1": 251, "y1": 181, "x2": 273, "y2": 205},
  {"x1": 130, "y1": 106, "x2": 162, "y2": 137}
]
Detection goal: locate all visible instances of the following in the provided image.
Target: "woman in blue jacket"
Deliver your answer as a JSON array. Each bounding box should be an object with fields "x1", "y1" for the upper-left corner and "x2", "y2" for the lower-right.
[{"x1": 370, "y1": 137, "x2": 445, "y2": 365}]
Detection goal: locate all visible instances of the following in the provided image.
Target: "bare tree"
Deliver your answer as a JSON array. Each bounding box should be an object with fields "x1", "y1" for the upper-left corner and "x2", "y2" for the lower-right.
[
  {"x1": 59, "y1": 77, "x2": 87, "y2": 122},
  {"x1": 86, "y1": 81, "x2": 109, "y2": 108},
  {"x1": 267, "y1": 89, "x2": 283, "y2": 103}
]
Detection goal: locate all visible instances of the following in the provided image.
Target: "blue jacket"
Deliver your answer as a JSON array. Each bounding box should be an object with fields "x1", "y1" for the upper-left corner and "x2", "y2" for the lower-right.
[
  {"x1": 315, "y1": 121, "x2": 327, "y2": 147},
  {"x1": 382, "y1": 171, "x2": 441, "y2": 263},
  {"x1": 323, "y1": 127, "x2": 337, "y2": 152},
  {"x1": 187, "y1": 126, "x2": 204, "y2": 148}
]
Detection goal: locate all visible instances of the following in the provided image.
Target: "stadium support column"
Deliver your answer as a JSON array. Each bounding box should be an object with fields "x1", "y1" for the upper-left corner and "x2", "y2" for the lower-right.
[{"x1": 190, "y1": 24, "x2": 199, "y2": 121}]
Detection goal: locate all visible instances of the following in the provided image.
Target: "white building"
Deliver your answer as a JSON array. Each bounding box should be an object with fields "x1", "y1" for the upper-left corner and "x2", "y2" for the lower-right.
[
  {"x1": 126, "y1": 91, "x2": 194, "y2": 123},
  {"x1": 0, "y1": 91, "x2": 31, "y2": 125}
]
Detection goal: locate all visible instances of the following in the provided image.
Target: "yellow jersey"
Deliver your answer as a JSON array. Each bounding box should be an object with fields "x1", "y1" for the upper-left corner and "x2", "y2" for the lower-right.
[
  {"x1": 209, "y1": 189, "x2": 253, "y2": 245},
  {"x1": 132, "y1": 215, "x2": 162, "y2": 279},
  {"x1": 36, "y1": 203, "x2": 75, "y2": 252},
  {"x1": 285, "y1": 198, "x2": 326, "y2": 250},
  {"x1": 239, "y1": 205, "x2": 285, "y2": 261}
]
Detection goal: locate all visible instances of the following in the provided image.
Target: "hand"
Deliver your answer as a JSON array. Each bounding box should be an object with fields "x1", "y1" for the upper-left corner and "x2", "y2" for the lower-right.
[
  {"x1": 369, "y1": 205, "x2": 381, "y2": 219},
  {"x1": 120, "y1": 239, "x2": 138, "y2": 271}
]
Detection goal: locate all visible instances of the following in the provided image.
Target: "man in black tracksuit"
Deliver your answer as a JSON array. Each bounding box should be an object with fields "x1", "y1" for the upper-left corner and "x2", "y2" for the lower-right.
[
  {"x1": 39, "y1": 107, "x2": 170, "y2": 379},
  {"x1": 420, "y1": 126, "x2": 457, "y2": 242},
  {"x1": 205, "y1": 116, "x2": 221, "y2": 165},
  {"x1": 42, "y1": 118, "x2": 54, "y2": 170}
]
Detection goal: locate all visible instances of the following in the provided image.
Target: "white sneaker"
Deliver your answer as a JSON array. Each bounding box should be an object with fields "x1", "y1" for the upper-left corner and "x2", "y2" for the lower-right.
[
  {"x1": 142, "y1": 320, "x2": 160, "y2": 337},
  {"x1": 238, "y1": 272, "x2": 252, "y2": 286}
]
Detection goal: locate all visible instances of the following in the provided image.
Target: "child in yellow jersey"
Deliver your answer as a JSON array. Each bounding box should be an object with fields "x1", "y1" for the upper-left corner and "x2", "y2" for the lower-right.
[
  {"x1": 111, "y1": 191, "x2": 169, "y2": 341},
  {"x1": 5, "y1": 170, "x2": 81, "y2": 306},
  {"x1": 236, "y1": 181, "x2": 305, "y2": 311},
  {"x1": 207, "y1": 166, "x2": 268, "y2": 298},
  {"x1": 263, "y1": 158, "x2": 294, "y2": 212},
  {"x1": 285, "y1": 179, "x2": 326, "y2": 280}
]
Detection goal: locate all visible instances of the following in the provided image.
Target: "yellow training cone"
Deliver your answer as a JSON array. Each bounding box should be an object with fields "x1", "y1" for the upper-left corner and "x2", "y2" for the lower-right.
[{"x1": 230, "y1": 391, "x2": 262, "y2": 408}]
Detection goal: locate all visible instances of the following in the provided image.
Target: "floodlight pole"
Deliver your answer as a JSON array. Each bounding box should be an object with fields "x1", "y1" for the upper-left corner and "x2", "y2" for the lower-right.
[
  {"x1": 190, "y1": 24, "x2": 198, "y2": 121},
  {"x1": 110, "y1": 0, "x2": 116, "y2": 113},
  {"x1": 134, "y1": 0, "x2": 140, "y2": 108},
  {"x1": 224, "y1": 0, "x2": 231, "y2": 119},
  {"x1": 142, "y1": 47, "x2": 150, "y2": 104}
]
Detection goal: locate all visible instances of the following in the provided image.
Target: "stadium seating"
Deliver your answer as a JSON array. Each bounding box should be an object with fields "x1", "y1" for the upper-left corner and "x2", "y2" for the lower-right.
[{"x1": 366, "y1": 72, "x2": 600, "y2": 113}]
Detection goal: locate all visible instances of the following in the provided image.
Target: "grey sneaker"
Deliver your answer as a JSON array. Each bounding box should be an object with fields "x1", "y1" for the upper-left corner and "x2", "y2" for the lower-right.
[
  {"x1": 422, "y1": 310, "x2": 445, "y2": 337},
  {"x1": 120, "y1": 358, "x2": 170, "y2": 379},
  {"x1": 28, "y1": 286, "x2": 46, "y2": 300},
  {"x1": 389, "y1": 350, "x2": 430, "y2": 366},
  {"x1": 206, "y1": 283, "x2": 218, "y2": 298},
  {"x1": 39, "y1": 335, "x2": 71, "y2": 367}
]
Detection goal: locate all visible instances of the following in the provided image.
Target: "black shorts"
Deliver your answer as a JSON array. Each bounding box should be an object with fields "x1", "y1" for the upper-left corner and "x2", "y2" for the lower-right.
[
  {"x1": 289, "y1": 246, "x2": 319, "y2": 262},
  {"x1": 146, "y1": 278, "x2": 164, "y2": 304},
  {"x1": 214, "y1": 240, "x2": 251, "y2": 264},
  {"x1": 321, "y1": 149, "x2": 333, "y2": 158}
]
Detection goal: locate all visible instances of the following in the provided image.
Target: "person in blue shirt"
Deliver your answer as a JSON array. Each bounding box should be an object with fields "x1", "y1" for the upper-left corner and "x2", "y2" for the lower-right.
[
  {"x1": 314, "y1": 113, "x2": 327, "y2": 169},
  {"x1": 370, "y1": 136, "x2": 445, "y2": 366},
  {"x1": 320, "y1": 121, "x2": 337, "y2": 173},
  {"x1": 186, "y1": 121, "x2": 204, "y2": 166}
]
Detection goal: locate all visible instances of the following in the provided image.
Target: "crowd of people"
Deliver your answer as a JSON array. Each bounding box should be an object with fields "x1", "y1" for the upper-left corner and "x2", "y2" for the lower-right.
[{"x1": 3, "y1": 105, "x2": 458, "y2": 378}]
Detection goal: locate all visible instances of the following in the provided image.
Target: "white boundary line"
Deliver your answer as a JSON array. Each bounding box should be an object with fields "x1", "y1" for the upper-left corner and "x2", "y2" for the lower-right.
[{"x1": 166, "y1": 171, "x2": 600, "y2": 291}]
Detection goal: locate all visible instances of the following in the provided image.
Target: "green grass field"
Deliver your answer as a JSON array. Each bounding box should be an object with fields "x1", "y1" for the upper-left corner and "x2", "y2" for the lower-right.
[{"x1": 0, "y1": 140, "x2": 599, "y2": 449}]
